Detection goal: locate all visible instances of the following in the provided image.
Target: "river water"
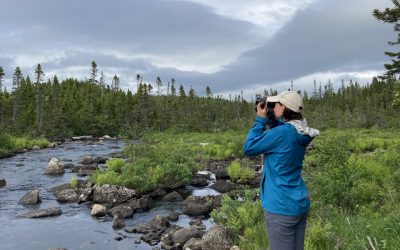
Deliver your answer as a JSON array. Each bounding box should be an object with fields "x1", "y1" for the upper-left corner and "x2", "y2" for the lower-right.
[{"x1": 0, "y1": 140, "x2": 218, "y2": 250}]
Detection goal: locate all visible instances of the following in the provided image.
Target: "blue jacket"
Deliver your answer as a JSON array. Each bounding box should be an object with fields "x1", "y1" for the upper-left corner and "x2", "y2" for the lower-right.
[{"x1": 243, "y1": 116, "x2": 313, "y2": 216}]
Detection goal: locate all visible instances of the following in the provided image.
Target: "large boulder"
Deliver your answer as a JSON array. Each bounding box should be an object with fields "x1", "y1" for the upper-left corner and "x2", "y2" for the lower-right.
[
  {"x1": 92, "y1": 185, "x2": 137, "y2": 206},
  {"x1": 0, "y1": 179, "x2": 6, "y2": 188},
  {"x1": 44, "y1": 158, "x2": 65, "y2": 175},
  {"x1": 20, "y1": 207, "x2": 62, "y2": 218},
  {"x1": 182, "y1": 195, "x2": 221, "y2": 216},
  {"x1": 201, "y1": 226, "x2": 234, "y2": 250},
  {"x1": 18, "y1": 190, "x2": 41, "y2": 205}
]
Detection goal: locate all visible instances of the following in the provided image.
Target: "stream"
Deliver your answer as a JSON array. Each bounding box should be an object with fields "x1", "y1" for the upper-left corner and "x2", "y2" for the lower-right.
[{"x1": 0, "y1": 140, "x2": 219, "y2": 250}]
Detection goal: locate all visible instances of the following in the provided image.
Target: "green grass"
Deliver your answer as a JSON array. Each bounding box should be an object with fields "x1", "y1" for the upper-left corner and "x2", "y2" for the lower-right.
[
  {"x1": 91, "y1": 131, "x2": 247, "y2": 193},
  {"x1": 0, "y1": 132, "x2": 50, "y2": 157}
]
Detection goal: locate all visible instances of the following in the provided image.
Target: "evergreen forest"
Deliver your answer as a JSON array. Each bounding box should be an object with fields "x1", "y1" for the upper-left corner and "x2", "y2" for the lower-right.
[{"x1": 0, "y1": 64, "x2": 399, "y2": 140}]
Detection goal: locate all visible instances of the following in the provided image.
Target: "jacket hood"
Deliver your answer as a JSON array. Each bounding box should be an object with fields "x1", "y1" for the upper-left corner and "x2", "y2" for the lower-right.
[{"x1": 287, "y1": 119, "x2": 320, "y2": 145}]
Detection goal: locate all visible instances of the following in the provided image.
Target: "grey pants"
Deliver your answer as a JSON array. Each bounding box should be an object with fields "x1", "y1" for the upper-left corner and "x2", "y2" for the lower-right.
[{"x1": 265, "y1": 211, "x2": 308, "y2": 250}]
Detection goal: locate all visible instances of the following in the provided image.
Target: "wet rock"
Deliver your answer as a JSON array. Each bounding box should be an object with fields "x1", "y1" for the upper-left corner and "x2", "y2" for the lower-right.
[
  {"x1": 191, "y1": 174, "x2": 209, "y2": 187},
  {"x1": 182, "y1": 195, "x2": 221, "y2": 216},
  {"x1": 210, "y1": 180, "x2": 235, "y2": 193},
  {"x1": 114, "y1": 236, "x2": 123, "y2": 241},
  {"x1": 112, "y1": 215, "x2": 125, "y2": 229},
  {"x1": 127, "y1": 195, "x2": 152, "y2": 212},
  {"x1": 206, "y1": 160, "x2": 230, "y2": 172},
  {"x1": 125, "y1": 226, "x2": 137, "y2": 233},
  {"x1": 32, "y1": 145, "x2": 41, "y2": 150},
  {"x1": 49, "y1": 180, "x2": 87, "y2": 193},
  {"x1": 108, "y1": 204, "x2": 134, "y2": 218},
  {"x1": 134, "y1": 239, "x2": 141, "y2": 244},
  {"x1": 136, "y1": 215, "x2": 170, "y2": 234},
  {"x1": 214, "y1": 168, "x2": 229, "y2": 179},
  {"x1": 93, "y1": 184, "x2": 137, "y2": 206},
  {"x1": 77, "y1": 168, "x2": 95, "y2": 177},
  {"x1": 80, "y1": 156, "x2": 97, "y2": 165},
  {"x1": 162, "y1": 191, "x2": 184, "y2": 202},
  {"x1": 44, "y1": 158, "x2": 65, "y2": 175},
  {"x1": 63, "y1": 163, "x2": 75, "y2": 169},
  {"x1": 72, "y1": 164, "x2": 98, "y2": 173},
  {"x1": 148, "y1": 188, "x2": 168, "y2": 200},
  {"x1": 91, "y1": 204, "x2": 107, "y2": 217},
  {"x1": 201, "y1": 226, "x2": 234, "y2": 250},
  {"x1": 140, "y1": 231, "x2": 163, "y2": 245},
  {"x1": 0, "y1": 179, "x2": 6, "y2": 188},
  {"x1": 95, "y1": 156, "x2": 107, "y2": 164},
  {"x1": 189, "y1": 219, "x2": 206, "y2": 230},
  {"x1": 183, "y1": 238, "x2": 203, "y2": 250},
  {"x1": 172, "y1": 226, "x2": 202, "y2": 246},
  {"x1": 14, "y1": 149, "x2": 27, "y2": 154},
  {"x1": 54, "y1": 189, "x2": 79, "y2": 203},
  {"x1": 166, "y1": 212, "x2": 180, "y2": 222},
  {"x1": 78, "y1": 187, "x2": 93, "y2": 203},
  {"x1": 18, "y1": 190, "x2": 41, "y2": 205},
  {"x1": 21, "y1": 207, "x2": 62, "y2": 218}
]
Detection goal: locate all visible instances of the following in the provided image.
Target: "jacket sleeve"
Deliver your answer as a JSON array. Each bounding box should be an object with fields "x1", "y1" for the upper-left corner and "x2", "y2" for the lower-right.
[{"x1": 243, "y1": 116, "x2": 282, "y2": 156}]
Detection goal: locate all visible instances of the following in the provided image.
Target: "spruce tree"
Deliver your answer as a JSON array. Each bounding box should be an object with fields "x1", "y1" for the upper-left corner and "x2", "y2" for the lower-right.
[
  {"x1": 89, "y1": 61, "x2": 98, "y2": 84},
  {"x1": 0, "y1": 66, "x2": 4, "y2": 92}
]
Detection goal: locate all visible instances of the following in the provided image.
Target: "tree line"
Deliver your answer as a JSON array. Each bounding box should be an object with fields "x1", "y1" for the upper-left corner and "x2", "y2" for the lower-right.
[{"x1": 0, "y1": 63, "x2": 399, "y2": 139}]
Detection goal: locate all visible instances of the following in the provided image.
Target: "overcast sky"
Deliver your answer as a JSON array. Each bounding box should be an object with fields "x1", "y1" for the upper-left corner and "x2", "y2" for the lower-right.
[{"x1": 0, "y1": 0, "x2": 395, "y2": 99}]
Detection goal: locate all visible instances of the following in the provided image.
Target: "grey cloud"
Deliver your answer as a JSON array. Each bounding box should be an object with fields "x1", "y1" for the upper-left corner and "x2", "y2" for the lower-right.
[
  {"x1": 192, "y1": 0, "x2": 394, "y2": 93},
  {"x1": 0, "y1": 0, "x2": 257, "y2": 56},
  {"x1": 0, "y1": 0, "x2": 395, "y2": 97}
]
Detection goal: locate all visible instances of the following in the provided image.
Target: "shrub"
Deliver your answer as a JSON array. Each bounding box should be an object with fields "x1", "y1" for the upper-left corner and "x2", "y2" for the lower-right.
[
  {"x1": 211, "y1": 191, "x2": 268, "y2": 249},
  {"x1": 227, "y1": 161, "x2": 256, "y2": 183},
  {"x1": 106, "y1": 158, "x2": 125, "y2": 173}
]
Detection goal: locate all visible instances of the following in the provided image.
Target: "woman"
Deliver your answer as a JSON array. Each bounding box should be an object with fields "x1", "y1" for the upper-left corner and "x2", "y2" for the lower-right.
[{"x1": 243, "y1": 91, "x2": 319, "y2": 250}]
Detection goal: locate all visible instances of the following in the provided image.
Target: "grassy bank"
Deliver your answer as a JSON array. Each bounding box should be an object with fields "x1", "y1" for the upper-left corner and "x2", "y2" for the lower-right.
[
  {"x1": 0, "y1": 132, "x2": 50, "y2": 157},
  {"x1": 90, "y1": 131, "x2": 246, "y2": 193}
]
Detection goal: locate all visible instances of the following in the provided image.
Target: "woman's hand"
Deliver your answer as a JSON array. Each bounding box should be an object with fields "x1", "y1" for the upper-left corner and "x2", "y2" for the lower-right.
[{"x1": 256, "y1": 102, "x2": 268, "y2": 118}]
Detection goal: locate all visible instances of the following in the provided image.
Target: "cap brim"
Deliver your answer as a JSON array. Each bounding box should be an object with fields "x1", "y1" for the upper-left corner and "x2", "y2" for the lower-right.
[{"x1": 267, "y1": 96, "x2": 279, "y2": 103}]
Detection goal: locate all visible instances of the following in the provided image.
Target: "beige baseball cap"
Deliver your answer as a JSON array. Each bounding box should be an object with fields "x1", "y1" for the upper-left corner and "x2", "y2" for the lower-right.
[{"x1": 267, "y1": 91, "x2": 304, "y2": 112}]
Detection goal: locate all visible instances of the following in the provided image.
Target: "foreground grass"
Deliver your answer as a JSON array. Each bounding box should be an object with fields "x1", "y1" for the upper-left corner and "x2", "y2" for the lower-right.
[
  {"x1": 0, "y1": 132, "x2": 50, "y2": 157},
  {"x1": 211, "y1": 129, "x2": 400, "y2": 249}
]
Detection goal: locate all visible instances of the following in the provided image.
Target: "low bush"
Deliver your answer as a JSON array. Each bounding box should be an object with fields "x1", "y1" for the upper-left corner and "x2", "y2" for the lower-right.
[{"x1": 227, "y1": 160, "x2": 256, "y2": 183}]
